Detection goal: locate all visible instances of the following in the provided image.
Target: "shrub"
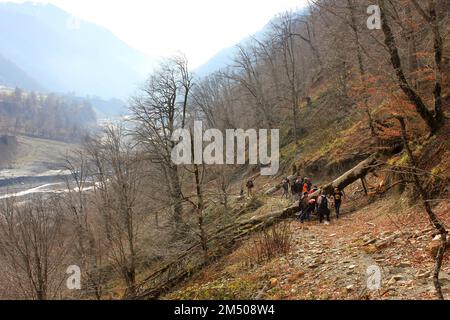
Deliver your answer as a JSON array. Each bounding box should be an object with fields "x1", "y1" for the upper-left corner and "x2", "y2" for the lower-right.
[{"x1": 252, "y1": 222, "x2": 292, "y2": 263}]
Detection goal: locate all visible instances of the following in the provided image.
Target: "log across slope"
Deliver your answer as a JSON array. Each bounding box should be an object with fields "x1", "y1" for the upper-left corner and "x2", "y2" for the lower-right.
[{"x1": 137, "y1": 151, "x2": 386, "y2": 299}]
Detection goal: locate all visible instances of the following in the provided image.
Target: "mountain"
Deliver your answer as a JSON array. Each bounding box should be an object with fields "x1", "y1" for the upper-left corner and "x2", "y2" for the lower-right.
[
  {"x1": 195, "y1": 46, "x2": 237, "y2": 77},
  {"x1": 0, "y1": 2, "x2": 156, "y2": 99},
  {"x1": 0, "y1": 53, "x2": 43, "y2": 91},
  {"x1": 195, "y1": 9, "x2": 309, "y2": 77},
  {"x1": 81, "y1": 96, "x2": 127, "y2": 118},
  {"x1": 194, "y1": 22, "x2": 272, "y2": 77}
]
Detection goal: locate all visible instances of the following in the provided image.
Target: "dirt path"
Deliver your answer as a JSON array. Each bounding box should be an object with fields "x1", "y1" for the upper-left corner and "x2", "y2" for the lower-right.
[
  {"x1": 166, "y1": 196, "x2": 449, "y2": 300},
  {"x1": 262, "y1": 198, "x2": 449, "y2": 300}
]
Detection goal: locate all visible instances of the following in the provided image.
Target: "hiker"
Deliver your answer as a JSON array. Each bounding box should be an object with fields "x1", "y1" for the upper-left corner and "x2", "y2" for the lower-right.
[
  {"x1": 306, "y1": 178, "x2": 312, "y2": 192},
  {"x1": 302, "y1": 181, "x2": 309, "y2": 194},
  {"x1": 246, "y1": 179, "x2": 255, "y2": 197},
  {"x1": 309, "y1": 185, "x2": 318, "y2": 195},
  {"x1": 290, "y1": 176, "x2": 297, "y2": 196},
  {"x1": 301, "y1": 195, "x2": 316, "y2": 223},
  {"x1": 317, "y1": 191, "x2": 330, "y2": 224},
  {"x1": 292, "y1": 177, "x2": 302, "y2": 200},
  {"x1": 281, "y1": 178, "x2": 290, "y2": 198},
  {"x1": 298, "y1": 192, "x2": 309, "y2": 222},
  {"x1": 333, "y1": 187, "x2": 344, "y2": 219}
]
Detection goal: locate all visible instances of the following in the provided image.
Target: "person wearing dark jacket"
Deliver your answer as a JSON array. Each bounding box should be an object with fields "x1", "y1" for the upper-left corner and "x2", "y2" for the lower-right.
[
  {"x1": 281, "y1": 178, "x2": 290, "y2": 198},
  {"x1": 317, "y1": 191, "x2": 330, "y2": 224},
  {"x1": 300, "y1": 193, "x2": 315, "y2": 223},
  {"x1": 292, "y1": 177, "x2": 302, "y2": 200},
  {"x1": 333, "y1": 187, "x2": 344, "y2": 219}
]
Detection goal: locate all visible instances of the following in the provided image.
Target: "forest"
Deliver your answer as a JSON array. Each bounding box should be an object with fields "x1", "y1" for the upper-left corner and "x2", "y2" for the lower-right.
[
  {"x1": 0, "y1": 0, "x2": 448, "y2": 300},
  {"x1": 0, "y1": 88, "x2": 97, "y2": 142}
]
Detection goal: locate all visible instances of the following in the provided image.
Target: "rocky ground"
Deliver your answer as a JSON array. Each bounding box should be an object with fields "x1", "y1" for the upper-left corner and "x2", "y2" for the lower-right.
[{"x1": 166, "y1": 195, "x2": 449, "y2": 300}]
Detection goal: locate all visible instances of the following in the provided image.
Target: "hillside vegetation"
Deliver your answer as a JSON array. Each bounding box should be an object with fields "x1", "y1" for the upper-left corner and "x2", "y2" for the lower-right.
[
  {"x1": 0, "y1": 0, "x2": 448, "y2": 300},
  {"x1": 0, "y1": 88, "x2": 97, "y2": 142}
]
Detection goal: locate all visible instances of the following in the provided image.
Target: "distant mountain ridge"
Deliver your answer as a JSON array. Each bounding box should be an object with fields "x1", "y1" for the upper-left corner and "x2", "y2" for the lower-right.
[
  {"x1": 0, "y1": 2, "x2": 156, "y2": 99},
  {"x1": 195, "y1": 9, "x2": 307, "y2": 77},
  {"x1": 0, "y1": 53, "x2": 43, "y2": 91}
]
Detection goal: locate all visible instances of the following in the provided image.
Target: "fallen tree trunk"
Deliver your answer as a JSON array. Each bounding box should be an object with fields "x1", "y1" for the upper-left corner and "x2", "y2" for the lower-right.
[
  {"x1": 135, "y1": 204, "x2": 299, "y2": 300},
  {"x1": 135, "y1": 151, "x2": 391, "y2": 300},
  {"x1": 264, "y1": 174, "x2": 297, "y2": 195},
  {"x1": 321, "y1": 153, "x2": 382, "y2": 195}
]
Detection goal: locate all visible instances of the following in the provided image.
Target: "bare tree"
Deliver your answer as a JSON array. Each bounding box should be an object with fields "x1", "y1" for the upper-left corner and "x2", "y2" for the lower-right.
[
  {"x1": 273, "y1": 12, "x2": 304, "y2": 145},
  {"x1": 228, "y1": 43, "x2": 277, "y2": 128},
  {"x1": 130, "y1": 56, "x2": 193, "y2": 235},
  {"x1": 378, "y1": 0, "x2": 445, "y2": 134},
  {"x1": 86, "y1": 126, "x2": 143, "y2": 298},
  {"x1": 0, "y1": 196, "x2": 68, "y2": 300},
  {"x1": 395, "y1": 116, "x2": 447, "y2": 300},
  {"x1": 63, "y1": 150, "x2": 106, "y2": 299}
]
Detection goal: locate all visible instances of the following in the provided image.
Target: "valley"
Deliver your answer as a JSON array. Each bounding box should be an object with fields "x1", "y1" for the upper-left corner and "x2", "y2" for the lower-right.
[
  {"x1": 0, "y1": 0, "x2": 447, "y2": 303},
  {"x1": 0, "y1": 134, "x2": 77, "y2": 196}
]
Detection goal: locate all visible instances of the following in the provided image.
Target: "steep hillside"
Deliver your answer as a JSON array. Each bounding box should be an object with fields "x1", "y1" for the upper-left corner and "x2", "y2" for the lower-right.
[{"x1": 166, "y1": 195, "x2": 449, "y2": 300}]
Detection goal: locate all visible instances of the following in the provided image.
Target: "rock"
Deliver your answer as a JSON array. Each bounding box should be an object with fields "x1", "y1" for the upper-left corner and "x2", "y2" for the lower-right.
[
  {"x1": 397, "y1": 262, "x2": 412, "y2": 268},
  {"x1": 364, "y1": 238, "x2": 377, "y2": 246},
  {"x1": 392, "y1": 275, "x2": 406, "y2": 281},
  {"x1": 416, "y1": 271, "x2": 431, "y2": 279},
  {"x1": 380, "y1": 231, "x2": 393, "y2": 237},
  {"x1": 387, "y1": 277, "x2": 397, "y2": 285},
  {"x1": 348, "y1": 265, "x2": 357, "y2": 270},
  {"x1": 269, "y1": 278, "x2": 279, "y2": 288},
  {"x1": 288, "y1": 271, "x2": 305, "y2": 282},
  {"x1": 428, "y1": 240, "x2": 441, "y2": 258},
  {"x1": 405, "y1": 280, "x2": 414, "y2": 286},
  {"x1": 346, "y1": 285, "x2": 354, "y2": 292},
  {"x1": 363, "y1": 244, "x2": 378, "y2": 254},
  {"x1": 376, "y1": 240, "x2": 390, "y2": 250}
]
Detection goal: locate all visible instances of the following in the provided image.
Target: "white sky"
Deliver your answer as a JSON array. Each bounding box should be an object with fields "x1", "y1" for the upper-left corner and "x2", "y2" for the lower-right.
[{"x1": 4, "y1": 0, "x2": 308, "y2": 68}]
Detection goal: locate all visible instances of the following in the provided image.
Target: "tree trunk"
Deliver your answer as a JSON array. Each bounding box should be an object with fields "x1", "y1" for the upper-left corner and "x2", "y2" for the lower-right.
[
  {"x1": 378, "y1": 0, "x2": 440, "y2": 134},
  {"x1": 396, "y1": 116, "x2": 447, "y2": 300}
]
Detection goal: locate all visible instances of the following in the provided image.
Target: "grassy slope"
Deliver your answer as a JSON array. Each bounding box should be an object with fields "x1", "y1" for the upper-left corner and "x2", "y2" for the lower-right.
[
  {"x1": 161, "y1": 86, "x2": 450, "y2": 300},
  {"x1": 0, "y1": 134, "x2": 79, "y2": 177}
]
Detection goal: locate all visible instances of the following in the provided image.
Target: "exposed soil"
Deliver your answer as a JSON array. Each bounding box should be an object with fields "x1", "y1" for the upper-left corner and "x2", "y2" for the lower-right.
[{"x1": 166, "y1": 194, "x2": 449, "y2": 300}]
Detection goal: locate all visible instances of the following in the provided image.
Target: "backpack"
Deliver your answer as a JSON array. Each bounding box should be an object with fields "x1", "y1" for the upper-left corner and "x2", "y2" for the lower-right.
[{"x1": 319, "y1": 195, "x2": 328, "y2": 210}]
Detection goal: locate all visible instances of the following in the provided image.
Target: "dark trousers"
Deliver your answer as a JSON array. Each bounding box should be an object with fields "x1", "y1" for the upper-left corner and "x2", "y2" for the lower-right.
[
  {"x1": 335, "y1": 202, "x2": 341, "y2": 219},
  {"x1": 300, "y1": 204, "x2": 313, "y2": 223},
  {"x1": 319, "y1": 208, "x2": 330, "y2": 223}
]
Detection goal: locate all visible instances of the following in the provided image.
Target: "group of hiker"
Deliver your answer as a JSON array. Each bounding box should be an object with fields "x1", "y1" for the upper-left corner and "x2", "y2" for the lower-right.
[
  {"x1": 281, "y1": 176, "x2": 344, "y2": 224},
  {"x1": 243, "y1": 175, "x2": 345, "y2": 224}
]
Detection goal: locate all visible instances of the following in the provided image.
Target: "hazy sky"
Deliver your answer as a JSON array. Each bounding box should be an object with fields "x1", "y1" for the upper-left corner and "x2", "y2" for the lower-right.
[{"x1": 4, "y1": 0, "x2": 308, "y2": 68}]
